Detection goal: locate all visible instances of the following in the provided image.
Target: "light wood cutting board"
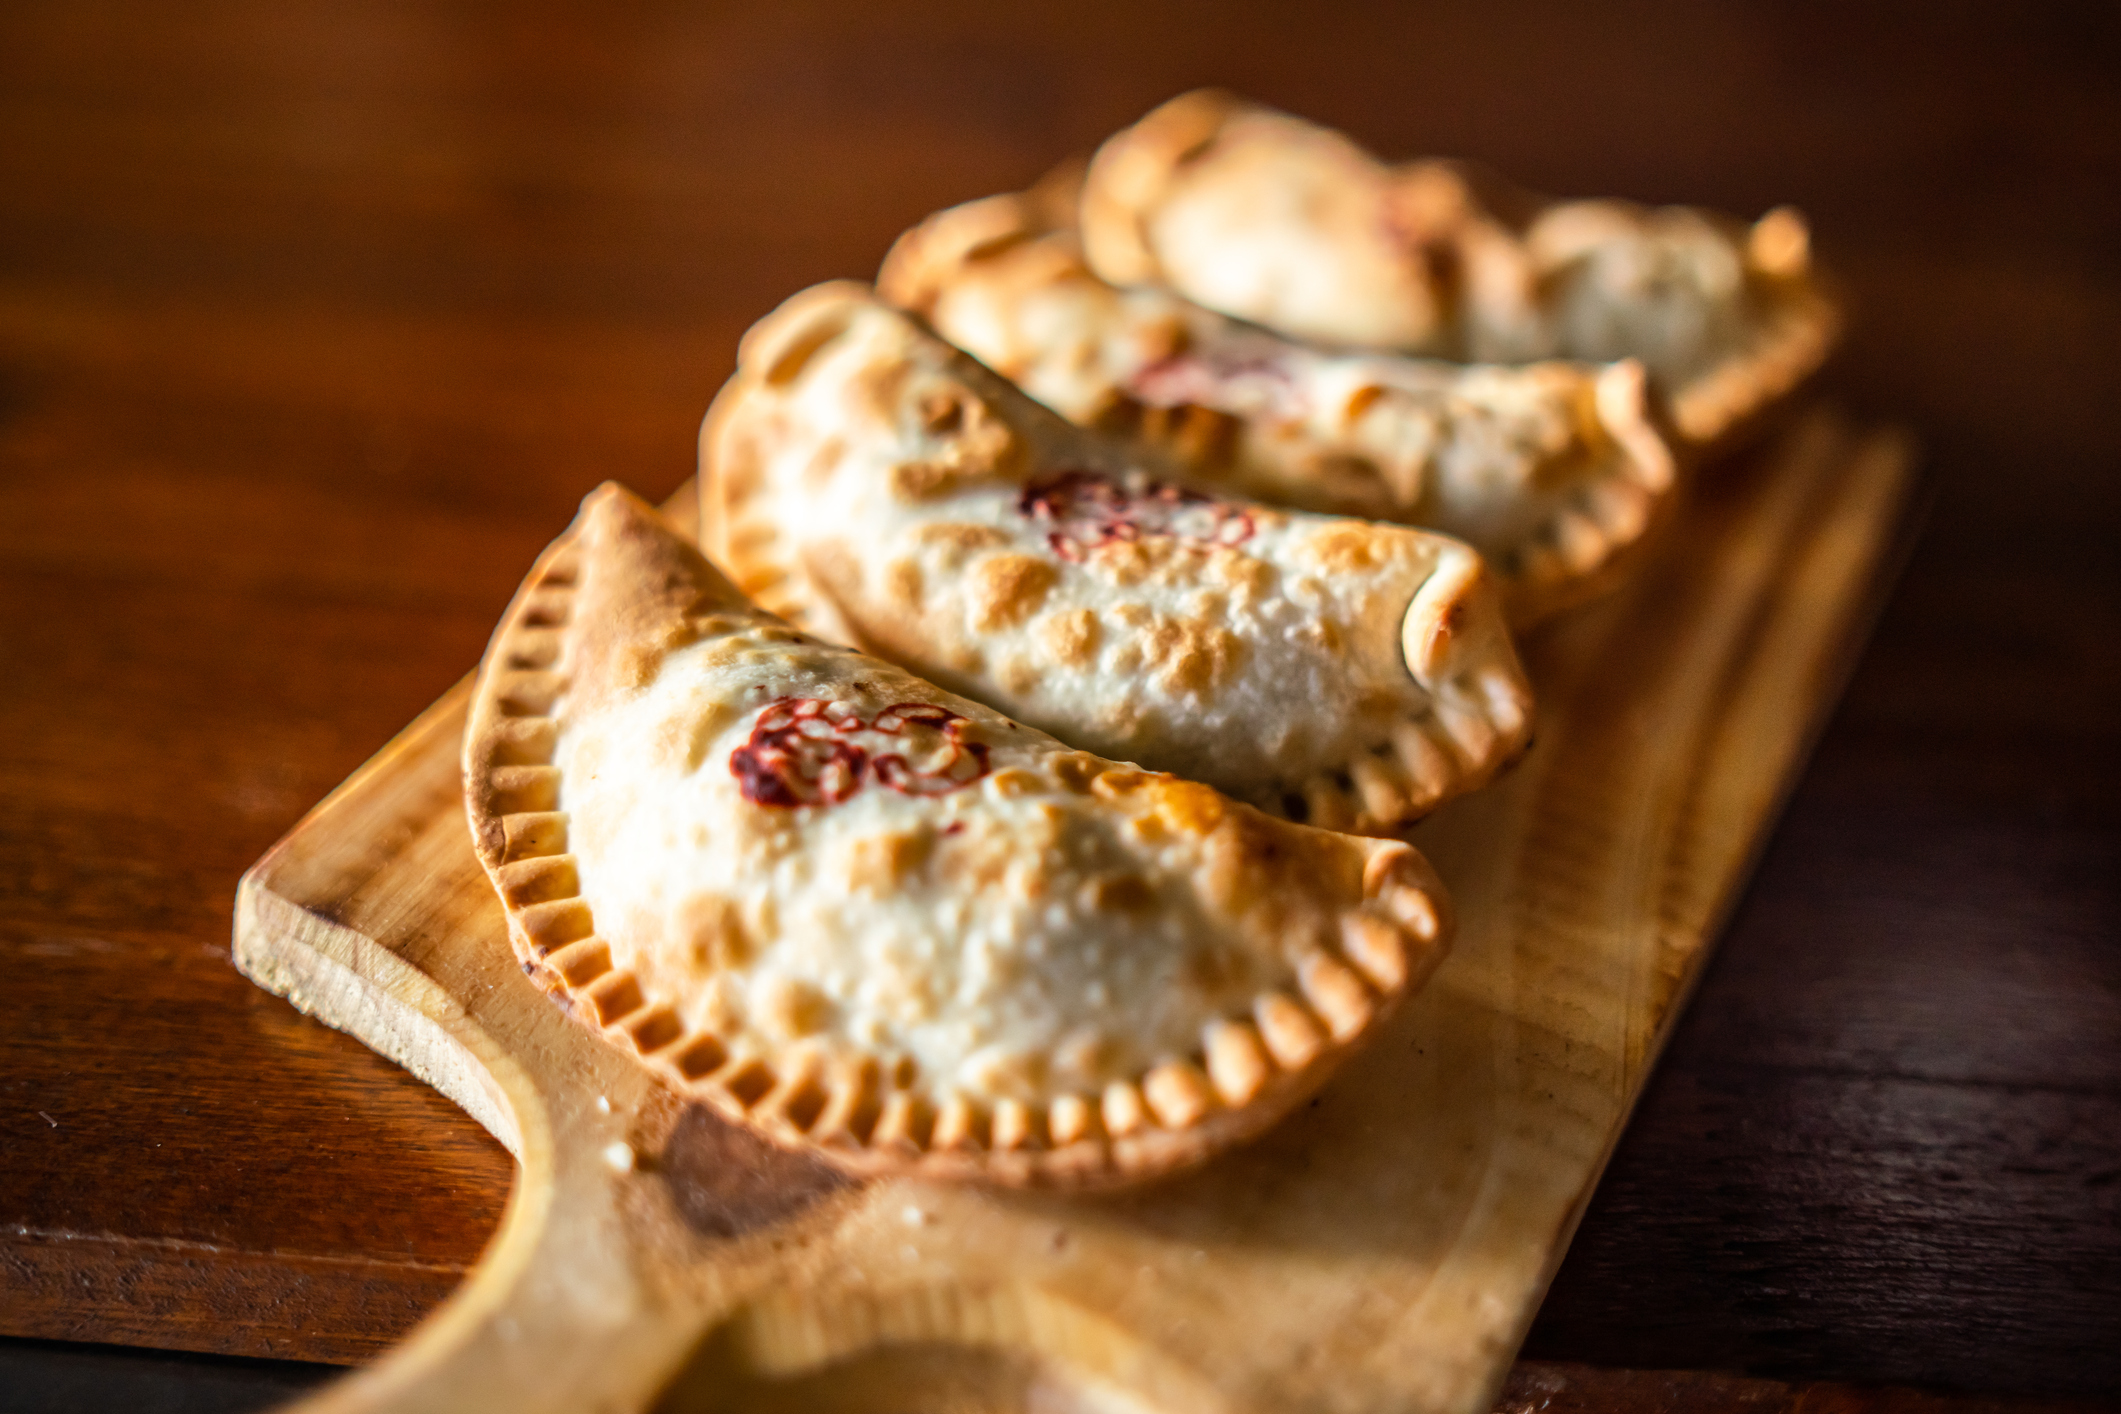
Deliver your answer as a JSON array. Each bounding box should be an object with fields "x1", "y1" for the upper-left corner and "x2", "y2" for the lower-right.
[{"x1": 234, "y1": 407, "x2": 1913, "y2": 1414}]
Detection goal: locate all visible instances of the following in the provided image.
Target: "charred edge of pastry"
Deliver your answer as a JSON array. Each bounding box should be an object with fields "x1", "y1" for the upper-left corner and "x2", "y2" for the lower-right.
[
  {"x1": 1080, "y1": 88, "x2": 1244, "y2": 289},
  {"x1": 1670, "y1": 283, "x2": 1843, "y2": 448},
  {"x1": 467, "y1": 493, "x2": 1454, "y2": 1188}
]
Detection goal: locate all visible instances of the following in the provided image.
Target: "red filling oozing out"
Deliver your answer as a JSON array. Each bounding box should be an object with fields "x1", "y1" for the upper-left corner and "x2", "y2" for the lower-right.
[
  {"x1": 731, "y1": 697, "x2": 991, "y2": 808},
  {"x1": 1016, "y1": 470, "x2": 1254, "y2": 564}
]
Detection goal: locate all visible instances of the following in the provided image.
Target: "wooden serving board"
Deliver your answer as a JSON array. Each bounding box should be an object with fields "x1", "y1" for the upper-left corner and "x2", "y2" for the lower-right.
[{"x1": 234, "y1": 408, "x2": 1913, "y2": 1414}]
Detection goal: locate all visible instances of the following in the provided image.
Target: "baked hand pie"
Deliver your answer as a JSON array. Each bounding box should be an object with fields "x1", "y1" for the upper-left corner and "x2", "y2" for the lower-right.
[
  {"x1": 700, "y1": 282, "x2": 1534, "y2": 839},
  {"x1": 464, "y1": 483, "x2": 1454, "y2": 1188},
  {"x1": 1079, "y1": 89, "x2": 1840, "y2": 446},
  {"x1": 880, "y1": 185, "x2": 1677, "y2": 627}
]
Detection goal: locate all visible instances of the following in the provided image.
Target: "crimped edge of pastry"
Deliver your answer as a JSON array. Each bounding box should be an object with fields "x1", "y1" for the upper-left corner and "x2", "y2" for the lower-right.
[
  {"x1": 1077, "y1": 87, "x2": 1242, "y2": 290},
  {"x1": 1667, "y1": 207, "x2": 1844, "y2": 452},
  {"x1": 700, "y1": 282, "x2": 1536, "y2": 840},
  {"x1": 1493, "y1": 357, "x2": 1682, "y2": 628},
  {"x1": 881, "y1": 187, "x2": 1677, "y2": 632},
  {"x1": 1079, "y1": 89, "x2": 1843, "y2": 456},
  {"x1": 464, "y1": 485, "x2": 1456, "y2": 1189}
]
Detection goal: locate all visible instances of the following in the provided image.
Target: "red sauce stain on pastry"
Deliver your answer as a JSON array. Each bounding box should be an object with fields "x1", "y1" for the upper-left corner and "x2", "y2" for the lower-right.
[
  {"x1": 731, "y1": 697, "x2": 991, "y2": 807},
  {"x1": 1018, "y1": 470, "x2": 1254, "y2": 562}
]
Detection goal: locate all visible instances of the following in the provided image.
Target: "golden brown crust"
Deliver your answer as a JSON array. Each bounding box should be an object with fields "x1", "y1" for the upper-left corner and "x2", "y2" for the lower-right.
[
  {"x1": 1077, "y1": 90, "x2": 1841, "y2": 450},
  {"x1": 881, "y1": 186, "x2": 1681, "y2": 629},
  {"x1": 465, "y1": 484, "x2": 1456, "y2": 1190},
  {"x1": 1077, "y1": 88, "x2": 1244, "y2": 290},
  {"x1": 701, "y1": 283, "x2": 1536, "y2": 838}
]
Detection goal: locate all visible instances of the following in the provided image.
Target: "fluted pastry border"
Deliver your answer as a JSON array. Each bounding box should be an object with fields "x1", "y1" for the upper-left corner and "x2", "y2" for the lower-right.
[
  {"x1": 1076, "y1": 89, "x2": 1843, "y2": 457},
  {"x1": 464, "y1": 488, "x2": 1456, "y2": 1189},
  {"x1": 700, "y1": 284, "x2": 1536, "y2": 840},
  {"x1": 878, "y1": 189, "x2": 1681, "y2": 630}
]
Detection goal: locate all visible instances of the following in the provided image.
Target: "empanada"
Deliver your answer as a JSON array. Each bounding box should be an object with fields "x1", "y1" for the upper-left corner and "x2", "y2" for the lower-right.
[
  {"x1": 1080, "y1": 90, "x2": 1840, "y2": 446},
  {"x1": 465, "y1": 484, "x2": 1454, "y2": 1188},
  {"x1": 701, "y1": 283, "x2": 1534, "y2": 839},
  {"x1": 880, "y1": 186, "x2": 1676, "y2": 626}
]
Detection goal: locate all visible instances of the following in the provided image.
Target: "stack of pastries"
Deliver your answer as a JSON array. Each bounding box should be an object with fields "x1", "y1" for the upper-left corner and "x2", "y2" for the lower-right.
[{"x1": 463, "y1": 92, "x2": 1840, "y2": 1188}]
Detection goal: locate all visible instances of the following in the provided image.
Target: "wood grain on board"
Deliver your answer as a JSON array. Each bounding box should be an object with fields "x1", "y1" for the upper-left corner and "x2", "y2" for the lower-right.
[
  {"x1": 225, "y1": 415, "x2": 1913, "y2": 1412},
  {"x1": 4, "y1": 2, "x2": 2118, "y2": 1405}
]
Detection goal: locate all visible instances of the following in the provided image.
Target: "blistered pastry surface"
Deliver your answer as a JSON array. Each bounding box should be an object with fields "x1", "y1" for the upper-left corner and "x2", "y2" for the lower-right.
[
  {"x1": 1078, "y1": 90, "x2": 1839, "y2": 445},
  {"x1": 703, "y1": 284, "x2": 1534, "y2": 834},
  {"x1": 565, "y1": 627, "x2": 1335, "y2": 1104},
  {"x1": 463, "y1": 486, "x2": 1454, "y2": 1186},
  {"x1": 880, "y1": 191, "x2": 1677, "y2": 623}
]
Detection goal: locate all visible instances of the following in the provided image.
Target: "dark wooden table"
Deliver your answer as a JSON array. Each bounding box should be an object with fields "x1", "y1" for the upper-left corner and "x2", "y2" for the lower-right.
[{"x1": 3, "y1": 3, "x2": 2116, "y2": 1410}]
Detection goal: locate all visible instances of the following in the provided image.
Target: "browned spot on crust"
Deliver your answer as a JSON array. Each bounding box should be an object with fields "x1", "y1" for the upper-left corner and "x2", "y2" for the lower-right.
[
  {"x1": 844, "y1": 829, "x2": 935, "y2": 895},
  {"x1": 1197, "y1": 810, "x2": 1368, "y2": 939},
  {"x1": 1301, "y1": 617, "x2": 1345, "y2": 655},
  {"x1": 1138, "y1": 615, "x2": 1246, "y2": 697},
  {"x1": 1094, "y1": 539, "x2": 1154, "y2": 586},
  {"x1": 914, "y1": 521, "x2": 1012, "y2": 568},
  {"x1": 679, "y1": 892, "x2": 756, "y2": 971},
  {"x1": 1085, "y1": 873, "x2": 1158, "y2": 914},
  {"x1": 1344, "y1": 383, "x2": 1389, "y2": 422},
  {"x1": 891, "y1": 459, "x2": 964, "y2": 501},
  {"x1": 802, "y1": 434, "x2": 848, "y2": 488},
  {"x1": 1090, "y1": 768, "x2": 1152, "y2": 799},
  {"x1": 918, "y1": 387, "x2": 967, "y2": 433},
  {"x1": 699, "y1": 974, "x2": 745, "y2": 1033},
  {"x1": 967, "y1": 553, "x2": 1059, "y2": 632},
  {"x1": 1303, "y1": 522, "x2": 1395, "y2": 574},
  {"x1": 1147, "y1": 778, "x2": 1227, "y2": 836},
  {"x1": 1049, "y1": 752, "x2": 1103, "y2": 793},
  {"x1": 887, "y1": 379, "x2": 1026, "y2": 501},
  {"x1": 996, "y1": 654, "x2": 1041, "y2": 695},
  {"x1": 884, "y1": 557, "x2": 923, "y2": 608},
  {"x1": 985, "y1": 767, "x2": 1045, "y2": 797},
  {"x1": 759, "y1": 976, "x2": 832, "y2": 1039},
  {"x1": 1038, "y1": 608, "x2": 1100, "y2": 667},
  {"x1": 609, "y1": 606, "x2": 726, "y2": 693},
  {"x1": 1211, "y1": 553, "x2": 1278, "y2": 604}
]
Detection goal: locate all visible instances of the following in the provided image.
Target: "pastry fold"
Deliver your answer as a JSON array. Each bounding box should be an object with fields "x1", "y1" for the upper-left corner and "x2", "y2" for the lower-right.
[
  {"x1": 702, "y1": 283, "x2": 1534, "y2": 839},
  {"x1": 881, "y1": 185, "x2": 1677, "y2": 627},
  {"x1": 1080, "y1": 89, "x2": 1840, "y2": 447},
  {"x1": 465, "y1": 484, "x2": 1454, "y2": 1188}
]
